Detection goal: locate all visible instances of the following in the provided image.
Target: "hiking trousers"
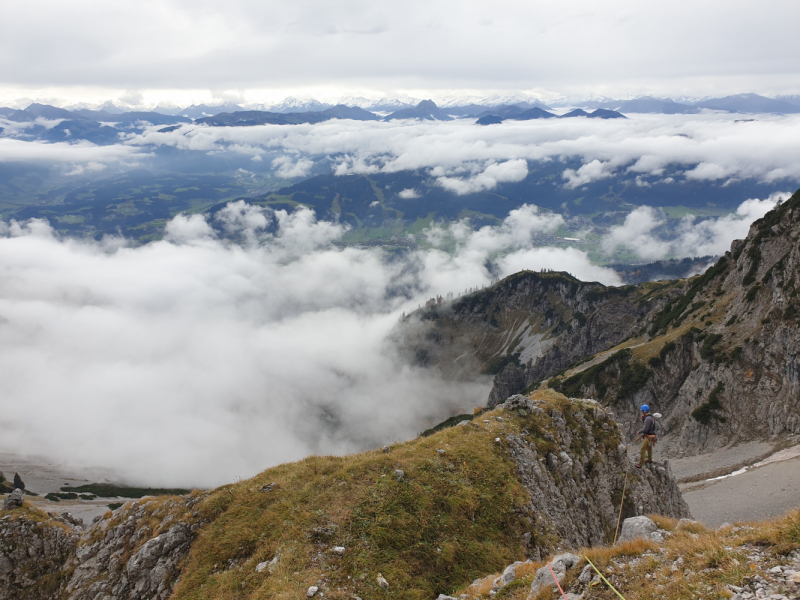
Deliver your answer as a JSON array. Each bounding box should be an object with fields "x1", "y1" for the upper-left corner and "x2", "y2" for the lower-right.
[{"x1": 640, "y1": 436, "x2": 654, "y2": 464}]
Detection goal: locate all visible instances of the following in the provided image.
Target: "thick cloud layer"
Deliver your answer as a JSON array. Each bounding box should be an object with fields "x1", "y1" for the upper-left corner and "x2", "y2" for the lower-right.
[
  {"x1": 0, "y1": 195, "x2": 781, "y2": 487},
  {"x1": 1, "y1": 1, "x2": 799, "y2": 99},
  {"x1": 125, "y1": 113, "x2": 800, "y2": 190},
  {"x1": 4, "y1": 113, "x2": 800, "y2": 194},
  {"x1": 0, "y1": 203, "x2": 612, "y2": 488}
]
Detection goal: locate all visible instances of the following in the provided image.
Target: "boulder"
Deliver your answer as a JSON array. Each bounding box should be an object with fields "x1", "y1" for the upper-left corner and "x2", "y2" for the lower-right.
[
  {"x1": 2, "y1": 489, "x2": 24, "y2": 510},
  {"x1": 528, "y1": 553, "x2": 580, "y2": 598},
  {"x1": 618, "y1": 515, "x2": 657, "y2": 543},
  {"x1": 577, "y1": 564, "x2": 593, "y2": 584},
  {"x1": 493, "y1": 560, "x2": 524, "y2": 590}
]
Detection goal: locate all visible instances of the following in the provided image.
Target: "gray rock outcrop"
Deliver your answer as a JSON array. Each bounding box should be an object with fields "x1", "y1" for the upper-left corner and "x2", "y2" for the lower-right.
[
  {"x1": 0, "y1": 512, "x2": 80, "y2": 600},
  {"x1": 617, "y1": 515, "x2": 657, "y2": 542},
  {"x1": 493, "y1": 560, "x2": 525, "y2": 591},
  {"x1": 500, "y1": 397, "x2": 689, "y2": 556},
  {"x1": 64, "y1": 496, "x2": 202, "y2": 600},
  {"x1": 527, "y1": 552, "x2": 580, "y2": 598},
  {"x1": 617, "y1": 515, "x2": 658, "y2": 542},
  {"x1": 0, "y1": 493, "x2": 204, "y2": 600},
  {"x1": 2, "y1": 490, "x2": 23, "y2": 511}
]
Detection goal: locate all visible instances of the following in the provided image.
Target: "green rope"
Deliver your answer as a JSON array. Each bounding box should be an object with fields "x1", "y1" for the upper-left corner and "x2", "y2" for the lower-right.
[{"x1": 584, "y1": 556, "x2": 628, "y2": 600}]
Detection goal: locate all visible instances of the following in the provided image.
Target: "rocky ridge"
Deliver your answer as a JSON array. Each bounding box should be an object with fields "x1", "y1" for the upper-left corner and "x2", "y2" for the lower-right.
[
  {"x1": 548, "y1": 190, "x2": 800, "y2": 456},
  {"x1": 398, "y1": 190, "x2": 800, "y2": 458},
  {"x1": 395, "y1": 271, "x2": 673, "y2": 397},
  {"x1": 2, "y1": 391, "x2": 688, "y2": 600},
  {"x1": 445, "y1": 512, "x2": 800, "y2": 600},
  {"x1": 498, "y1": 394, "x2": 688, "y2": 557},
  {"x1": 0, "y1": 493, "x2": 205, "y2": 600}
]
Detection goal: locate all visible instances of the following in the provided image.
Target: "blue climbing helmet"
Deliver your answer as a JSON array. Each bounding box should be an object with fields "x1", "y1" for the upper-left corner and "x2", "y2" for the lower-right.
[{"x1": 640, "y1": 404, "x2": 650, "y2": 413}]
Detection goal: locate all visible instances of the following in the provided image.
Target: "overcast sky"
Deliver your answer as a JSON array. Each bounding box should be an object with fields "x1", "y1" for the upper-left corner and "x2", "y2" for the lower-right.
[{"x1": 2, "y1": 0, "x2": 799, "y2": 107}]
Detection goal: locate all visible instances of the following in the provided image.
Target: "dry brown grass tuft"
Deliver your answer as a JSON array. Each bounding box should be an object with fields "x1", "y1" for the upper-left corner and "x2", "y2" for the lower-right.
[
  {"x1": 458, "y1": 507, "x2": 800, "y2": 600},
  {"x1": 647, "y1": 513, "x2": 678, "y2": 531}
]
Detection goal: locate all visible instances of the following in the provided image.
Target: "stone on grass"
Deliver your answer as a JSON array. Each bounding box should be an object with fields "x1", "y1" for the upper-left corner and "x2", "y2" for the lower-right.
[
  {"x1": 377, "y1": 573, "x2": 389, "y2": 589},
  {"x1": 493, "y1": 561, "x2": 523, "y2": 590},
  {"x1": 437, "y1": 595, "x2": 458, "y2": 600},
  {"x1": 649, "y1": 530, "x2": 665, "y2": 543},
  {"x1": 255, "y1": 561, "x2": 268, "y2": 573},
  {"x1": 528, "y1": 553, "x2": 580, "y2": 597},
  {"x1": 618, "y1": 515, "x2": 657, "y2": 543},
  {"x1": 2, "y1": 488, "x2": 24, "y2": 510},
  {"x1": 394, "y1": 470, "x2": 405, "y2": 481},
  {"x1": 333, "y1": 546, "x2": 345, "y2": 554},
  {"x1": 307, "y1": 585, "x2": 319, "y2": 597},
  {"x1": 577, "y1": 564, "x2": 593, "y2": 584}
]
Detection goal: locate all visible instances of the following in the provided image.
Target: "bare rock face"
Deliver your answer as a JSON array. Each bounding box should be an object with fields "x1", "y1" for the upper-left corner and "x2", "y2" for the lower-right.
[
  {"x1": 0, "y1": 513, "x2": 80, "y2": 600},
  {"x1": 0, "y1": 494, "x2": 205, "y2": 600},
  {"x1": 64, "y1": 496, "x2": 203, "y2": 600},
  {"x1": 498, "y1": 395, "x2": 689, "y2": 557},
  {"x1": 393, "y1": 270, "x2": 671, "y2": 396},
  {"x1": 2, "y1": 490, "x2": 23, "y2": 511}
]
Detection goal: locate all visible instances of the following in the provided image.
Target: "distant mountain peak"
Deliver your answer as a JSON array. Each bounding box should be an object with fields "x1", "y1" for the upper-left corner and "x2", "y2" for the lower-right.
[{"x1": 384, "y1": 99, "x2": 453, "y2": 121}]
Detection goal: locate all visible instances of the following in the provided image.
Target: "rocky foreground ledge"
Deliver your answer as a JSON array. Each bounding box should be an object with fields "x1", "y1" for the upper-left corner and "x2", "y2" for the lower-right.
[
  {"x1": 1, "y1": 390, "x2": 689, "y2": 600},
  {"x1": 449, "y1": 511, "x2": 800, "y2": 600}
]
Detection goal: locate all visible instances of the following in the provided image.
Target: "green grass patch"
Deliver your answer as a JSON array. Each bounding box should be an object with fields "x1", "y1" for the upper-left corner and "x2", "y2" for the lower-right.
[
  {"x1": 60, "y1": 483, "x2": 190, "y2": 498},
  {"x1": 549, "y1": 349, "x2": 651, "y2": 404},
  {"x1": 692, "y1": 383, "x2": 726, "y2": 425}
]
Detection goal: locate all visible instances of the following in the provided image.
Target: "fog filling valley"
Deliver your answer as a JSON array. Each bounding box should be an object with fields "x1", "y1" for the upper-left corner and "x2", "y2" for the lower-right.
[{"x1": 0, "y1": 182, "x2": 786, "y2": 487}]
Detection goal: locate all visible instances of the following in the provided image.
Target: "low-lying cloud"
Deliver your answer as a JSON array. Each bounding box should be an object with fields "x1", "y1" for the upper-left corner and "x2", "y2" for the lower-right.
[
  {"x1": 0, "y1": 193, "x2": 784, "y2": 488},
  {"x1": 123, "y1": 113, "x2": 800, "y2": 190},
  {"x1": 602, "y1": 192, "x2": 790, "y2": 260},
  {"x1": 4, "y1": 113, "x2": 800, "y2": 197},
  {"x1": 0, "y1": 202, "x2": 614, "y2": 489}
]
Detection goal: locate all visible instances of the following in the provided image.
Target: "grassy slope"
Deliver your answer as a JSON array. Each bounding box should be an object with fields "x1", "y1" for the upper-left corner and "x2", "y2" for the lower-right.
[{"x1": 172, "y1": 391, "x2": 613, "y2": 600}]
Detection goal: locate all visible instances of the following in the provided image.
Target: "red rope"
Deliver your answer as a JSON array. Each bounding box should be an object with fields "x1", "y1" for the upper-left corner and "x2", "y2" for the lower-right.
[{"x1": 547, "y1": 562, "x2": 569, "y2": 600}]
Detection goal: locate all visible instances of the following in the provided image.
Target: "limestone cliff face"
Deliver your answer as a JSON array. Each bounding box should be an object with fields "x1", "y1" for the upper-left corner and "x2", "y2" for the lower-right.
[
  {"x1": 543, "y1": 193, "x2": 800, "y2": 457},
  {"x1": 0, "y1": 512, "x2": 78, "y2": 600},
  {"x1": 0, "y1": 494, "x2": 203, "y2": 600},
  {"x1": 613, "y1": 193, "x2": 800, "y2": 456},
  {"x1": 497, "y1": 395, "x2": 688, "y2": 560},
  {"x1": 394, "y1": 271, "x2": 674, "y2": 404}
]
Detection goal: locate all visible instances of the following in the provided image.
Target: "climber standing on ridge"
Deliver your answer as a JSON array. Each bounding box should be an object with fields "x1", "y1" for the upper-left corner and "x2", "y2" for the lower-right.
[{"x1": 635, "y1": 404, "x2": 656, "y2": 468}]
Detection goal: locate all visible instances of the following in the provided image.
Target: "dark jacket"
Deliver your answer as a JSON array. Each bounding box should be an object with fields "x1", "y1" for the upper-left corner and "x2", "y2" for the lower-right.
[{"x1": 639, "y1": 414, "x2": 655, "y2": 436}]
